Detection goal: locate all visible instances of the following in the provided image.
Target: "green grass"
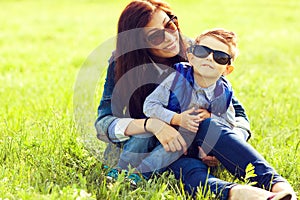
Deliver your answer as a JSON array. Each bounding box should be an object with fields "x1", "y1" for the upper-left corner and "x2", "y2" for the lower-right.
[{"x1": 1, "y1": 0, "x2": 299, "y2": 199}]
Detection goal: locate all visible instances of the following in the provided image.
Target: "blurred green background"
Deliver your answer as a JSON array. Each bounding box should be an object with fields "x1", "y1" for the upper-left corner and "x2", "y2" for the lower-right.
[{"x1": 0, "y1": 0, "x2": 299, "y2": 199}]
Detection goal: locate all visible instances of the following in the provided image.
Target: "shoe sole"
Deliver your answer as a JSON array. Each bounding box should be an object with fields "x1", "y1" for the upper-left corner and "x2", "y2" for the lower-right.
[{"x1": 268, "y1": 191, "x2": 292, "y2": 200}]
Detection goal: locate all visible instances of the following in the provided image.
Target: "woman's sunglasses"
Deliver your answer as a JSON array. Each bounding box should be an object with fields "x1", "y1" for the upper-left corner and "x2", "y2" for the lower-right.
[
  {"x1": 187, "y1": 45, "x2": 231, "y2": 65},
  {"x1": 147, "y1": 15, "x2": 178, "y2": 46}
]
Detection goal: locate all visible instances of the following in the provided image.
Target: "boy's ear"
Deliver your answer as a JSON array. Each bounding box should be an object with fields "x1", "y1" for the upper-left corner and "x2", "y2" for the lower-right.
[
  {"x1": 223, "y1": 65, "x2": 234, "y2": 75},
  {"x1": 187, "y1": 52, "x2": 193, "y2": 61}
]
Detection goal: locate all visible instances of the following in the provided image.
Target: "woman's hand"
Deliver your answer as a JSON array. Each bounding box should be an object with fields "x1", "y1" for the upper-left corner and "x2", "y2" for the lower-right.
[{"x1": 147, "y1": 118, "x2": 187, "y2": 153}]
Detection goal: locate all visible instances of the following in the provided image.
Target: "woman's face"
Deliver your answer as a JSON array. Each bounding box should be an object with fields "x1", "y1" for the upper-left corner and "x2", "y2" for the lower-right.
[{"x1": 144, "y1": 9, "x2": 180, "y2": 58}]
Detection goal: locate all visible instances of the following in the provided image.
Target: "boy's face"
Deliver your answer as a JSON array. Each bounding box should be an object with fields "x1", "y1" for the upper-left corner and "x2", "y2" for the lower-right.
[{"x1": 188, "y1": 36, "x2": 233, "y2": 79}]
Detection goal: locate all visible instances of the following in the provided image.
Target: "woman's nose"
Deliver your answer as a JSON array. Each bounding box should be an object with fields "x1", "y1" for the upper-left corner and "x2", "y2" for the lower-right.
[{"x1": 164, "y1": 30, "x2": 177, "y2": 42}]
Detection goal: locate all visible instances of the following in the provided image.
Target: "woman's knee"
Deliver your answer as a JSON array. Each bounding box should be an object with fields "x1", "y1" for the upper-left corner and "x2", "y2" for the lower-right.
[{"x1": 123, "y1": 136, "x2": 156, "y2": 153}]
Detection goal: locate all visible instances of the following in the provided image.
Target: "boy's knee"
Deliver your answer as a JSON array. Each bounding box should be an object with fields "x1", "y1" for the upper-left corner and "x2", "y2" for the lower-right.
[{"x1": 199, "y1": 118, "x2": 221, "y2": 132}]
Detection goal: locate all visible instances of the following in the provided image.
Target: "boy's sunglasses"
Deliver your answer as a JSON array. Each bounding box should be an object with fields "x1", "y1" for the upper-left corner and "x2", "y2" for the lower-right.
[
  {"x1": 187, "y1": 45, "x2": 231, "y2": 65},
  {"x1": 147, "y1": 15, "x2": 178, "y2": 46}
]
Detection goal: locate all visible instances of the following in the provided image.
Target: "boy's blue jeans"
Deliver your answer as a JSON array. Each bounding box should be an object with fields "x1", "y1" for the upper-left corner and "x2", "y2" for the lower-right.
[{"x1": 169, "y1": 118, "x2": 287, "y2": 199}]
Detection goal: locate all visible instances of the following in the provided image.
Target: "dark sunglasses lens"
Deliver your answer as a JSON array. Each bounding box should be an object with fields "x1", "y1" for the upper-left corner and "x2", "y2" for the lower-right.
[
  {"x1": 213, "y1": 51, "x2": 230, "y2": 65},
  {"x1": 194, "y1": 46, "x2": 210, "y2": 58},
  {"x1": 148, "y1": 30, "x2": 165, "y2": 46},
  {"x1": 148, "y1": 16, "x2": 178, "y2": 46}
]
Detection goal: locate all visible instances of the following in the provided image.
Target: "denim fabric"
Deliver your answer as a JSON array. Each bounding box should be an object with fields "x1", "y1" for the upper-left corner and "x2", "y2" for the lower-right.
[
  {"x1": 169, "y1": 118, "x2": 287, "y2": 198},
  {"x1": 95, "y1": 58, "x2": 116, "y2": 142},
  {"x1": 117, "y1": 133, "x2": 158, "y2": 170},
  {"x1": 103, "y1": 142, "x2": 123, "y2": 167},
  {"x1": 134, "y1": 130, "x2": 195, "y2": 178},
  {"x1": 168, "y1": 157, "x2": 235, "y2": 200},
  {"x1": 136, "y1": 144, "x2": 183, "y2": 179},
  {"x1": 117, "y1": 133, "x2": 183, "y2": 179}
]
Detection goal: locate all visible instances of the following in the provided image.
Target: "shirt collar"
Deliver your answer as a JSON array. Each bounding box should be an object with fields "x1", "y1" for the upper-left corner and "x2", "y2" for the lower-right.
[
  {"x1": 149, "y1": 57, "x2": 169, "y2": 76},
  {"x1": 194, "y1": 81, "x2": 216, "y2": 100}
]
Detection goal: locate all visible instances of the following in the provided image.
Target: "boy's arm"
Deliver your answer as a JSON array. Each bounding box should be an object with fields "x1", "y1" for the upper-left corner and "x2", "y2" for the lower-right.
[{"x1": 143, "y1": 73, "x2": 177, "y2": 124}]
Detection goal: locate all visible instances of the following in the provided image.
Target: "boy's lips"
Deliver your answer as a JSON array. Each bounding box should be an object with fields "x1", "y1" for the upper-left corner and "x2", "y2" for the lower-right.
[{"x1": 200, "y1": 63, "x2": 214, "y2": 69}]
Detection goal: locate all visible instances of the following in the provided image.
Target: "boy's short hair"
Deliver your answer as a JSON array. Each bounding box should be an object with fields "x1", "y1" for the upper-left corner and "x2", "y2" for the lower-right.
[{"x1": 195, "y1": 28, "x2": 238, "y2": 61}]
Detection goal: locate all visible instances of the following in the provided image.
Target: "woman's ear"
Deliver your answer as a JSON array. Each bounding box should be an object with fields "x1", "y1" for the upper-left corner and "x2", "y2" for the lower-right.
[{"x1": 223, "y1": 65, "x2": 234, "y2": 76}]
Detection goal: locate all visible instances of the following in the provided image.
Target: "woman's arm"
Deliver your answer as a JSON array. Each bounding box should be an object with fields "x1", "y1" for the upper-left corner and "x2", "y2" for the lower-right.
[
  {"x1": 95, "y1": 56, "x2": 188, "y2": 150},
  {"x1": 144, "y1": 118, "x2": 187, "y2": 153},
  {"x1": 143, "y1": 73, "x2": 177, "y2": 124},
  {"x1": 231, "y1": 94, "x2": 251, "y2": 140},
  {"x1": 232, "y1": 94, "x2": 248, "y2": 121},
  {"x1": 95, "y1": 56, "x2": 128, "y2": 143}
]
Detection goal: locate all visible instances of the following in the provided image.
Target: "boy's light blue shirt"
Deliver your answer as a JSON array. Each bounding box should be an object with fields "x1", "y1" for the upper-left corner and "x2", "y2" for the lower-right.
[{"x1": 143, "y1": 63, "x2": 236, "y2": 129}]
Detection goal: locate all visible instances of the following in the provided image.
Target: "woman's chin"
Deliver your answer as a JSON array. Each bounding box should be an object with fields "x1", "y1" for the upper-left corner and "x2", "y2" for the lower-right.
[{"x1": 164, "y1": 46, "x2": 180, "y2": 57}]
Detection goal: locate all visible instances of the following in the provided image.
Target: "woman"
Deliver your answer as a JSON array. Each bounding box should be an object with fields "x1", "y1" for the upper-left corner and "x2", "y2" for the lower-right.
[{"x1": 95, "y1": 0, "x2": 296, "y2": 199}]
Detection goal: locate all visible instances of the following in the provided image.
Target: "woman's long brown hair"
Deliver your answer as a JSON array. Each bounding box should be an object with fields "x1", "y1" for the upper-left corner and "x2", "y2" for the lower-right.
[{"x1": 113, "y1": 0, "x2": 187, "y2": 118}]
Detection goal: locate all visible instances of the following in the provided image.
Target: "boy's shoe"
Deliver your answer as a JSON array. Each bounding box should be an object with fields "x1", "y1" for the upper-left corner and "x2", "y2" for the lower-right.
[
  {"x1": 106, "y1": 168, "x2": 142, "y2": 188},
  {"x1": 127, "y1": 173, "x2": 142, "y2": 188},
  {"x1": 106, "y1": 168, "x2": 127, "y2": 182}
]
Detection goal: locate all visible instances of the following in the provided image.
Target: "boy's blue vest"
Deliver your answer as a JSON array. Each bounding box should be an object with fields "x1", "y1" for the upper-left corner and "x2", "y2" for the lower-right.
[{"x1": 166, "y1": 62, "x2": 233, "y2": 115}]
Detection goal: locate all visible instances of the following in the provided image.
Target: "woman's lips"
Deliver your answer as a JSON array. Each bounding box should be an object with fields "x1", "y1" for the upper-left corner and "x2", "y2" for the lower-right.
[
  {"x1": 164, "y1": 37, "x2": 178, "y2": 51},
  {"x1": 165, "y1": 43, "x2": 176, "y2": 51}
]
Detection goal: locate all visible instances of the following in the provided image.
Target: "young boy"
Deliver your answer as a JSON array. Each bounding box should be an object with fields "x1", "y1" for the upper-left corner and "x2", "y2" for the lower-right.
[
  {"x1": 107, "y1": 28, "x2": 251, "y2": 185},
  {"x1": 143, "y1": 28, "x2": 251, "y2": 160}
]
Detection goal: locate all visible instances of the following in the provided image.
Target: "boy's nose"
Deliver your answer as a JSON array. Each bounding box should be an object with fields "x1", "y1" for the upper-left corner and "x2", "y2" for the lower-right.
[{"x1": 206, "y1": 52, "x2": 214, "y2": 60}]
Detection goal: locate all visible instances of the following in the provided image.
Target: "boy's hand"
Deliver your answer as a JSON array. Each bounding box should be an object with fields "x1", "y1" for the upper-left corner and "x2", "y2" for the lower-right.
[
  {"x1": 196, "y1": 108, "x2": 211, "y2": 122},
  {"x1": 172, "y1": 107, "x2": 201, "y2": 133},
  {"x1": 198, "y1": 147, "x2": 219, "y2": 167}
]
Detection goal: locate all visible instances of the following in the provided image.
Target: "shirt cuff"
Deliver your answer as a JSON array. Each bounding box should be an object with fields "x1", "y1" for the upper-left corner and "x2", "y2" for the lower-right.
[
  {"x1": 163, "y1": 109, "x2": 177, "y2": 124},
  {"x1": 113, "y1": 118, "x2": 133, "y2": 141}
]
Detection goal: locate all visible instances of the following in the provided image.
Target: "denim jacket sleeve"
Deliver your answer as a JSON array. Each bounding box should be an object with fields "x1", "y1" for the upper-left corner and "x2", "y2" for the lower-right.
[
  {"x1": 232, "y1": 94, "x2": 252, "y2": 140},
  {"x1": 94, "y1": 55, "x2": 118, "y2": 143},
  {"x1": 232, "y1": 94, "x2": 248, "y2": 121}
]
